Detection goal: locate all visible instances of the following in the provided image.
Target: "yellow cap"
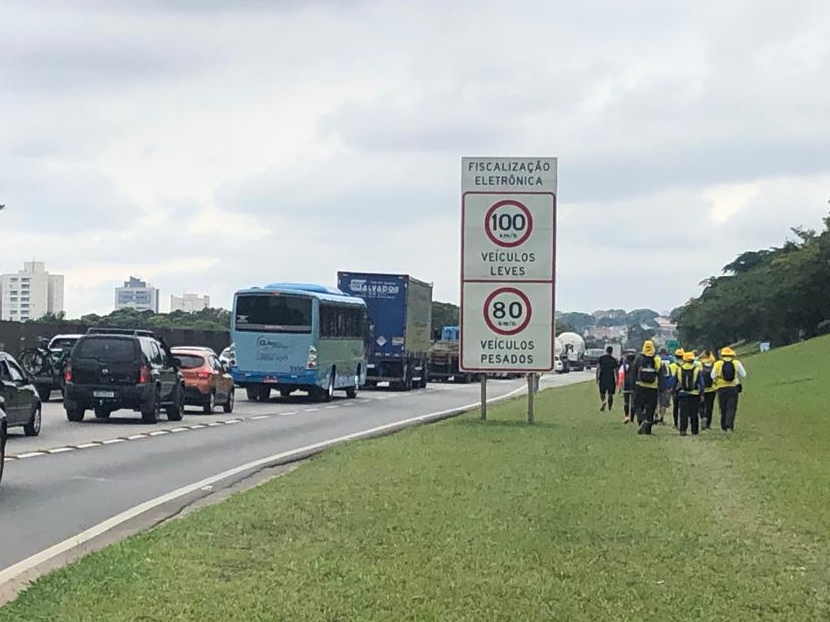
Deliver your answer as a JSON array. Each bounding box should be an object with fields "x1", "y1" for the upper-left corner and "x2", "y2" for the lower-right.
[
  {"x1": 683, "y1": 351, "x2": 695, "y2": 362},
  {"x1": 720, "y1": 347, "x2": 736, "y2": 358},
  {"x1": 674, "y1": 348, "x2": 685, "y2": 357},
  {"x1": 642, "y1": 340, "x2": 656, "y2": 356}
]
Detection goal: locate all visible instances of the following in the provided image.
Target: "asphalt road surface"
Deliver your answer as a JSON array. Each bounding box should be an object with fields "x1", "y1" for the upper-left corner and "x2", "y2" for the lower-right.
[{"x1": 0, "y1": 373, "x2": 591, "y2": 581}]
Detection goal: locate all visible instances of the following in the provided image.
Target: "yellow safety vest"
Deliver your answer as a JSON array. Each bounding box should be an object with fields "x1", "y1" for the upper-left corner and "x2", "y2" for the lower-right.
[
  {"x1": 635, "y1": 355, "x2": 663, "y2": 389},
  {"x1": 674, "y1": 363, "x2": 701, "y2": 396},
  {"x1": 713, "y1": 357, "x2": 741, "y2": 390}
]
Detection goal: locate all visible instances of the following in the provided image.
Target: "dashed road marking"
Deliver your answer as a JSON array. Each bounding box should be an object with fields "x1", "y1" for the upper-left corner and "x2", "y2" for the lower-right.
[
  {"x1": 17, "y1": 452, "x2": 46, "y2": 459},
  {"x1": 170, "y1": 427, "x2": 188, "y2": 433},
  {"x1": 148, "y1": 430, "x2": 169, "y2": 436},
  {"x1": 126, "y1": 434, "x2": 147, "y2": 441},
  {"x1": 304, "y1": 408, "x2": 319, "y2": 412},
  {"x1": 102, "y1": 439, "x2": 125, "y2": 445},
  {"x1": 251, "y1": 415, "x2": 270, "y2": 420},
  {"x1": 189, "y1": 424, "x2": 206, "y2": 429},
  {"x1": 77, "y1": 442, "x2": 101, "y2": 449},
  {"x1": 48, "y1": 447, "x2": 75, "y2": 454}
]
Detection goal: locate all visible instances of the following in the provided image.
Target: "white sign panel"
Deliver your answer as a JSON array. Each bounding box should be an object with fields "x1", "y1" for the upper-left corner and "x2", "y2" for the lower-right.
[{"x1": 460, "y1": 157, "x2": 557, "y2": 373}]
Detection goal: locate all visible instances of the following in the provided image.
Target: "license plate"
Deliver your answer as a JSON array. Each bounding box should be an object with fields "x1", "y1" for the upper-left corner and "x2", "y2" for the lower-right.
[
  {"x1": 263, "y1": 378, "x2": 280, "y2": 384},
  {"x1": 93, "y1": 390, "x2": 116, "y2": 398}
]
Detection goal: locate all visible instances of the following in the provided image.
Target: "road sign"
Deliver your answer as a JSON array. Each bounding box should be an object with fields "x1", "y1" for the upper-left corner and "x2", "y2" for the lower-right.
[{"x1": 460, "y1": 157, "x2": 557, "y2": 373}]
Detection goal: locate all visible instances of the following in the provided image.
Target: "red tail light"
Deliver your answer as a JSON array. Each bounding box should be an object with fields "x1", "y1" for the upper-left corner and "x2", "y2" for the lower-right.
[
  {"x1": 139, "y1": 364, "x2": 150, "y2": 384},
  {"x1": 196, "y1": 371, "x2": 211, "y2": 379},
  {"x1": 64, "y1": 363, "x2": 73, "y2": 383}
]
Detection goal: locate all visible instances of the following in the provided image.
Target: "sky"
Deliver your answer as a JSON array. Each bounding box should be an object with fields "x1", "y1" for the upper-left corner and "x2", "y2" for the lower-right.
[{"x1": 1, "y1": 0, "x2": 829, "y2": 317}]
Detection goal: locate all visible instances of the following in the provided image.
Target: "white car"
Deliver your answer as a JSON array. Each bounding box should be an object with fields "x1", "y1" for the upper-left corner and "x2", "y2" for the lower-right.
[{"x1": 219, "y1": 345, "x2": 236, "y2": 369}]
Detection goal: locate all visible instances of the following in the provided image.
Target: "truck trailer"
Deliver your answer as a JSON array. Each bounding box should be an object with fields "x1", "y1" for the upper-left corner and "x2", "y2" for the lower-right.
[{"x1": 337, "y1": 272, "x2": 433, "y2": 390}]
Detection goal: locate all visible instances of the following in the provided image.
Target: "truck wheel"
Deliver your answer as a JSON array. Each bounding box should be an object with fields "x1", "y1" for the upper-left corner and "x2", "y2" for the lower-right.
[
  {"x1": 246, "y1": 386, "x2": 259, "y2": 401},
  {"x1": 257, "y1": 385, "x2": 271, "y2": 402},
  {"x1": 279, "y1": 388, "x2": 292, "y2": 398}
]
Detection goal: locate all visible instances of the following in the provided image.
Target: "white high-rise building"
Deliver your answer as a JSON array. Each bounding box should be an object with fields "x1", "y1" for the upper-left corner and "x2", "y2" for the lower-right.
[
  {"x1": 0, "y1": 261, "x2": 65, "y2": 322},
  {"x1": 171, "y1": 293, "x2": 210, "y2": 313},
  {"x1": 115, "y1": 277, "x2": 159, "y2": 313}
]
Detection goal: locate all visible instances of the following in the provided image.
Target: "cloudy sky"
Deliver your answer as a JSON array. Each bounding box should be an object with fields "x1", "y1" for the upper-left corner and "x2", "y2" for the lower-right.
[{"x1": 2, "y1": 0, "x2": 829, "y2": 317}]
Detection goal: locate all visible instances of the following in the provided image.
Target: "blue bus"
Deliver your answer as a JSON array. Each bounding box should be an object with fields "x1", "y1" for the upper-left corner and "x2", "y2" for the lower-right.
[{"x1": 230, "y1": 283, "x2": 369, "y2": 402}]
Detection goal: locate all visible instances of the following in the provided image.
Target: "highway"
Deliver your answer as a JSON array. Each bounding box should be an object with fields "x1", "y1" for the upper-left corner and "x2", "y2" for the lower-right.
[{"x1": 0, "y1": 373, "x2": 590, "y2": 584}]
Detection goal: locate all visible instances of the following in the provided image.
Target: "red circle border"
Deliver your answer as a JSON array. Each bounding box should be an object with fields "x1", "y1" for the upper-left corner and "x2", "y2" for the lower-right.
[{"x1": 483, "y1": 287, "x2": 533, "y2": 336}]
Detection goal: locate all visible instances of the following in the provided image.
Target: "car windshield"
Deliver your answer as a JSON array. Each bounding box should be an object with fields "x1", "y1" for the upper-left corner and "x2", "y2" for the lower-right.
[
  {"x1": 175, "y1": 354, "x2": 206, "y2": 369},
  {"x1": 73, "y1": 338, "x2": 136, "y2": 363},
  {"x1": 235, "y1": 294, "x2": 312, "y2": 333}
]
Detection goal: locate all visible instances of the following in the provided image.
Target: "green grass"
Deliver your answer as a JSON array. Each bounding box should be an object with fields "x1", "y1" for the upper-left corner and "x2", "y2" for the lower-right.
[{"x1": 3, "y1": 337, "x2": 830, "y2": 621}]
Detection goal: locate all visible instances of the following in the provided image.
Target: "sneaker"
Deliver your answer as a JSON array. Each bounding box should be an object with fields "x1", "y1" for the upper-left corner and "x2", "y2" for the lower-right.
[
  {"x1": 623, "y1": 416, "x2": 631, "y2": 424},
  {"x1": 637, "y1": 421, "x2": 648, "y2": 435},
  {"x1": 679, "y1": 431, "x2": 687, "y2": 436},
  {"x1": 600, "y1": 402, "x2": 606, "y2": 412}
]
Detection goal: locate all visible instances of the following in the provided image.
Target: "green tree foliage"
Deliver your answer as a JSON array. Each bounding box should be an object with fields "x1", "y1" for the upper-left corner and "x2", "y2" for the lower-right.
[
  {"x1": 558, "y1": 312, "x2": 595, "y2": 332},
  {"x1": 676, "y1": 215, "x2": 830, "y2": 347},
  {"x1": 31, "y1": 307, "x2": 231, "y2": 332},
  {"x1": 555, "y1": 322, "x2": 576, "y2": 336}
]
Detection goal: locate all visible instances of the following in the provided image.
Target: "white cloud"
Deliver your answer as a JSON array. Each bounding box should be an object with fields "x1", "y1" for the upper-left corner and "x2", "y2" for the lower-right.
[{"x1": 1, "y1": 0, "x2": 830, "y2": 318}]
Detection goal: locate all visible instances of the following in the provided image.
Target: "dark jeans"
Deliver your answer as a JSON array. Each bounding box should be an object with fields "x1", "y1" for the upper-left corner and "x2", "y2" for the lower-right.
[
  {"x1": 622, "y1": 391, "x2": 633, "y2": 416},
  {"x1": 672, "y1": 392, "x2": 680, "y2": 427},
  {"x1": 700, "y1": 391, "x2": 716, "y2": 427},
  {"x1": 718, "y1": 386, "x2": 740, "y2": 430},
  {"x1": 679, "y1": 394, "x2": 701, "y2": 435},
  {"x1": 634, "y1": 386, "x2": 659, "y2": 433}
]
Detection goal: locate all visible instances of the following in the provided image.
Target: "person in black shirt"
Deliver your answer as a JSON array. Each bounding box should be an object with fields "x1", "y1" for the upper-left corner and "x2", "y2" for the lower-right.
[{"x1": 596, "y1": 346, "x2": 619, "y2": 411}]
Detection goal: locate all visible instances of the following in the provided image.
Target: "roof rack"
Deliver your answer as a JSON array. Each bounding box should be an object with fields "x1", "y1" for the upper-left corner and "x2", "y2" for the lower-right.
[{"x1": 86, "y1": 328, "x2": 156, "y2": 338}]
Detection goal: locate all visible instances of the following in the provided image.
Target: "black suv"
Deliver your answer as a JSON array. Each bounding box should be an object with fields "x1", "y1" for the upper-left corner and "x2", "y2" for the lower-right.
[{"x1": 64, "y1": 329, "x2": 185, "y2": 424}]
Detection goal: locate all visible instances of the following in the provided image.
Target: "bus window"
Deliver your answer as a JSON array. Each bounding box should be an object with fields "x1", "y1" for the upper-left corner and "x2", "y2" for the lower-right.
[
  {"x1": 320, "y1": 303, "x2": 366, "y2": 339},
  {"x1": 235, "y1": 294, "x2": 312, "y2": 333}
]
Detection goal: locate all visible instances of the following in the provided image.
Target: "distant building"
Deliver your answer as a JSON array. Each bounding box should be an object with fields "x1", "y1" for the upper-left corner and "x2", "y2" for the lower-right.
[
  {"x1": 0, "y1": 261, "x2": 65, "y2": 322},
  {"x1": 654, "y1": 317, "x2": 678, "y2": 343},
  {"x1": 584, "y1": 325, "x2": 628, "y2": 342},
  {"x1": 115, "y1": 277, "x2": 159, "y2": 313},
  {"x1": 170, "y1": 293, "x2": 210, "y2": 313}
]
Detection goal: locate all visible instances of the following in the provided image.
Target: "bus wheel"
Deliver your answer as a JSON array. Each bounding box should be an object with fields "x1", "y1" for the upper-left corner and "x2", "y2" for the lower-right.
[
  {"x1": 257, "y1": 385, "x2": 271, "y2": 402},
  {"x1": 246, "y1": 387, "x2": 259, "y2": 401},
  {"x1": 345, "y1": 375, "x2": 359, "y2": 399},
  {"x1": 324, "y1": 373, "x2": 335, "y2": 402}
]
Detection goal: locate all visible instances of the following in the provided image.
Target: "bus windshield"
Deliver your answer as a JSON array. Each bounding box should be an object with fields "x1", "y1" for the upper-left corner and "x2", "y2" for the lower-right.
[{"x1": 235, "y1": 294, "x2": 312, "y2": 333}]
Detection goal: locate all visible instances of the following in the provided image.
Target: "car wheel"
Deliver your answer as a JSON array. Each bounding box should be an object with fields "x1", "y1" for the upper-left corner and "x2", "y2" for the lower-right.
[
  {"x1": 66, "y1": 406, "x2": 85, "y2": 422},
  {"x1": 166, "y1": 385, "x2": 184, "y2": 421},
  {"x1": 141, "y1": 386, "x2": 160, "y2": 424},
  {"x1": 0, "y1": 422, "x2": 7, "y2": 486},
  {"x1": 23, "y1": 403, "x2": 42, "y2": 437},
  {"x1": 94, "y1": 406, "x2": 112, "y2": 420},
  {"x1": 223, "y1": 388, "x2": 235, "y2": 413},
  {"x1": 345, "y1": 375, "x2": 359, "y2": 399},
  {"x1": 203, "y1": 391, "x2": 216, "y2": 414},
  {"x1": 36, "y1": 385, "x2": 52, "y2": 402},
  {"x1": 246, "y1": 386, "x2": 259, "y2": 401}
]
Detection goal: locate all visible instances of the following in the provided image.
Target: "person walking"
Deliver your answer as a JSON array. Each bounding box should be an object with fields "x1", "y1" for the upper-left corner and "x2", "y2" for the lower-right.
[
  {"x1": 632, "y1": 340, "x2": 664, "y2": 435},
  {"x1": 711, "y1": 347, "x2": 747, "y2": 431},
  {"x1": 596, "y1": 346, "x2": 619, "y2": 411},
  {"x1": 668, "y1": 348, "x2": 684, "y2": 427},
  {"x1": 675, "y1": 351, "x2": 705, "y2": 436},
  {"x1": 698, "y1": 350, "x2": 717, "y2": 429},
  {"x1": 619, "y1": 349, "x2": 637, "y2": 423}
]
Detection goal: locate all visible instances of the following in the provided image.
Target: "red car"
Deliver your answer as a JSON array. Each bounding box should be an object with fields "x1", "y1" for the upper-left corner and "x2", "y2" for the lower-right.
[{"x1": 171, "y1": 347, "x2": 235, "y2": 414}]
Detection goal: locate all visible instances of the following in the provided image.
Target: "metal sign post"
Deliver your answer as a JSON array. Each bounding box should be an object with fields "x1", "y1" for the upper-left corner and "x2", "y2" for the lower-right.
[
  {"x1": 527, "y1": 374, "x2": 535, "y2": 424},
  {"x1": 480, "y1": 375, "x2": 487, "y2": 420},
  {"x1": 460, "y1": 157, "x2": 557, "y2": 423}
]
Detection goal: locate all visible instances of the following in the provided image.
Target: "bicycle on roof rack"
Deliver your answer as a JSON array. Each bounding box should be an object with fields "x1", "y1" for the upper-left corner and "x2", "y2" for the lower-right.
[{"x1": 19, "y1": 335, "x2": 78, "y2": 402}]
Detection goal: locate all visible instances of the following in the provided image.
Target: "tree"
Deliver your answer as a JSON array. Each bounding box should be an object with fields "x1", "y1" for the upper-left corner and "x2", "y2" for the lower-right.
[{"x1": 431, "y1": 301, "x2": 459, "y2": 335}]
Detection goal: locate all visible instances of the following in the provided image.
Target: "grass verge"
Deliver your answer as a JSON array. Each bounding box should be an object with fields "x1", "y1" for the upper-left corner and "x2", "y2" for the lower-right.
[{"x1": 2, "y1": 338, "x2": 830, "y2": 621}]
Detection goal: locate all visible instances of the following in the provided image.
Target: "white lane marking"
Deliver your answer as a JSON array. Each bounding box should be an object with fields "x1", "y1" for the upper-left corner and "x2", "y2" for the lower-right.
[
  {"x1": 304, "y1": 408, "x2": 319, "y2": 412},
  {"x1": 102, "y1": 439, "x2": 125, "y2": 445},
  {"x1": 48, "y1": 447, "x2": 74, "y2": 454},
  {"x1": 77, "y1": 443, "x2": 101, "y2": 449},
  {"x1": 189, "y1": 424, "x2": 206, "y2": 429},
  {"x1": 0, "y1": 384, "x2": 525, "y2": 587},
  {"x1": 280, "y1": 411, "x2": 297, "y2": 416},
  {"x1": 126, "y1": 434, "x2": 146, "y2": 441},
  {"x1": 324, "y1": 406, "x2": 338, "y2": 410},
  {"x1": 224, "y1": 419, "x2": 241, "y2": 424},
  {"x1": 169, "y1": 427, "x2": 188, "y2": 433},
  {"x1": 148, "y1": 430, "x2": 169, "y2": 437},
  {"x1": 207, "y1": 422, "x2": 223, "y2": 427},
  {"x1": 17, "y1": 452, "x2": 46, "y2": 459},
  {"x1": 250, "y1": 415, "x2": 270, "y2": 420}
]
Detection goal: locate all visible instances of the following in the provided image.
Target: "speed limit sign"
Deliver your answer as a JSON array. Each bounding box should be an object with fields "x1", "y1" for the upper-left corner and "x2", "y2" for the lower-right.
[
  {"x1": 483, "y1": 287, "x2": 532, "y2": 336},
  {"x1": 460, "y1": 157, "x2": 557, "y2": 373}
]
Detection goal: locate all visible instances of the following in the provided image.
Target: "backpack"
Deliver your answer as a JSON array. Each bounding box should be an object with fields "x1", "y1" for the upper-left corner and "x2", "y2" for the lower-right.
[
  {"x1": 638, "y1": 356, "x2": 658, "y2": 384},
  {"x1": 702, "y1": 362, "x2": 714, "y2": 388},
  {"x1": 679, "y1": 367, "x2": 696, "y2": 393},
  {"x1": 623, "y1": 360, "x2": 636, "y2": 389},
  {"x1": 722, "y1": 360, "x2": 736, "y2": 382}
]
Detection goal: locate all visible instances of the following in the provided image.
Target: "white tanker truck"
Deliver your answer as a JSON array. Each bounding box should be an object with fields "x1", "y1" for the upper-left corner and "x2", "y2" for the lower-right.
[{"x1": 558, "y1": 332, "x2": 586, "y2": 372}]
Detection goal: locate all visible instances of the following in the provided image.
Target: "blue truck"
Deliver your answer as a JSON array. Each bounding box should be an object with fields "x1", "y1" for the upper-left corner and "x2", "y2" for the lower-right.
[{"x1": 337, "y1": 272, "x2": 433, "y2": 390}]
